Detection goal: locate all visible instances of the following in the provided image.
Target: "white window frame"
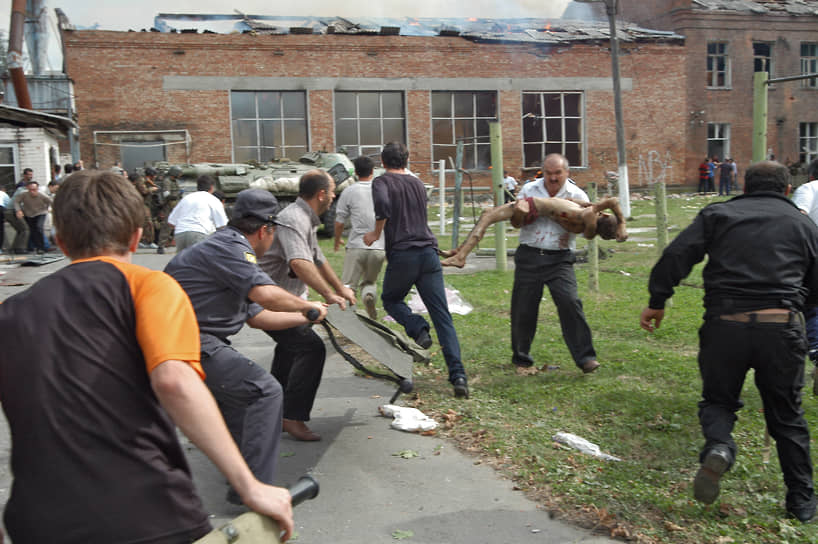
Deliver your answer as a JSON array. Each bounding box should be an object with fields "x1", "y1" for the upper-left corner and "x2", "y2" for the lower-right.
[
  {"x1": 800, "y1": 122, "x2": 818, "y2": 164},
  {"x1": 707, "y1": 123, "x2": 731, "y2": 161},
  {"x1": 707, "y1": 42, "x2": 731, "y2": 89},
  {"x1": 334, "y1": 91, "x2": 406, "y2": 159},
  {"x1": 521, "y1": 91, "x2": 584, "y2": 168},
  {"x1": 801, "y1": 43, "x2": 818, "y2": 89},
  {"x1": 230, "y1": 91, "x2": 308, "y2": 162},
  {"x1": 431, "y1": 91, "x2": 497, "y2": 171}
]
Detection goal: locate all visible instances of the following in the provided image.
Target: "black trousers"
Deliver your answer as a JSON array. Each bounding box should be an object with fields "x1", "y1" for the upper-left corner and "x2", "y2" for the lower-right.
[
  {"x1": 265, "y1": 325, "x2": 326, "y2": 421},
  {"x1": 698, "y1": 315, "x2": 814, "y2": 510},
  {"x1": 510, "y1": 245, "x2": 596, "y2": 368},
  {"x1": 24, "y1": 214, "x2": 46, "y2": 252}
]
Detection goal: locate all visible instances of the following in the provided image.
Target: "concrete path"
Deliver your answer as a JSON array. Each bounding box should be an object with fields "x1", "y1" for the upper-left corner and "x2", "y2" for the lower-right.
[{"x1": 0, "y1": 250, "x2": 614, "y2": 544}]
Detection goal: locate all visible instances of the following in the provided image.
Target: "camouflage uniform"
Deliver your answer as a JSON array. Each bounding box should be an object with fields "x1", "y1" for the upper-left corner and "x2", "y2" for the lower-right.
[
  {"x1": 132, "y1": 176, "x2": 158, "y2": 245},
  {"x1": 156, "y1": 168, "x2": 182, "y2": 252}
]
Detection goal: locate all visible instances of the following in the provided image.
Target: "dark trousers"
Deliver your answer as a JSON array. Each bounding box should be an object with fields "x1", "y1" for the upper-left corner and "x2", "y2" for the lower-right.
[
  {"x1": 510, "y1": 245, "x2": 596, "y2": 368},
  {"x1": 718, "y1": 176, "x2": 731, "y2": 196},
  {"x1": 707, "y1": 175, "x2": 715, "y2": 193},
  {"x1": 265, "y1": 326, "x2": 326, "y2": 421},
  {"x1": 5, "y1": 208, "x2": 27, "y2": 252},
  {"x1": 698, "y1": 178, "x2": 708, "y2": 193},
  {"x1": 24, "y1": 214, "x2": 46, "y2": 252},
  {"x1": 200, "y1": 337, "x2": 283, "y2": 485},
  {"x1": 381, "y1": 245, "x2": 466, "y2": 383},
  {"x1": 698, "y1": 316, "x2": 814, "y2": 510}
]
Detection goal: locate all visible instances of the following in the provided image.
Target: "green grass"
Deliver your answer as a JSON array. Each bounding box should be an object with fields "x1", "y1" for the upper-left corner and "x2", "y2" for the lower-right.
[{"x1": 318, "y1": 192, "x2": 818, "y2": 544}]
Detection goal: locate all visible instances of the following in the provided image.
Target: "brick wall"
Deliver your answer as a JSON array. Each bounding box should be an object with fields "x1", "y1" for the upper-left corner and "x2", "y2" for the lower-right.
[{"x1": 62, "y1": 30, "x2": 688, "y2": 189}]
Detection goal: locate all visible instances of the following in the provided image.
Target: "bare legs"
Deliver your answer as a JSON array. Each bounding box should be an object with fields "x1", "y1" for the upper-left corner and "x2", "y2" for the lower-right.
[{"x1": 440, "y1": 202, "x2": 518, "y2": 268}]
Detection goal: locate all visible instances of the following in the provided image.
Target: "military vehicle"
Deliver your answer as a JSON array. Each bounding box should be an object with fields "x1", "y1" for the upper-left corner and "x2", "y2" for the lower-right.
[{"x1": 150, "y1": 151, "x2": 357, "y2": 234}]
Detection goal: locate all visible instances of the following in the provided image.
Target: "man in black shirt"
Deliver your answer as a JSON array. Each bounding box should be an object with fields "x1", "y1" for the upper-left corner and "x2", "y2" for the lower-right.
[
  {"x1": 640, "y1": 161, "x2": 818, "y2": 522},
  {"x1": 364, "y1": 142, "x2": 469, "y2": 398}
]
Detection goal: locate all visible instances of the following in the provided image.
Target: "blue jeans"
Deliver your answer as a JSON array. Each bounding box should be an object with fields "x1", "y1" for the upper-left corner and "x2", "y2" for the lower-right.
[{"x1": 381, "y1": 246, "x2": 466, "y2": 383}]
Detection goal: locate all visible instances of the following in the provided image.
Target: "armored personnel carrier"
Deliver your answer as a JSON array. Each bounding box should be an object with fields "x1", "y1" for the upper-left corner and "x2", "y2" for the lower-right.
[{"x1": 151, "y1": 151, "x2": 357, "y2": 234}]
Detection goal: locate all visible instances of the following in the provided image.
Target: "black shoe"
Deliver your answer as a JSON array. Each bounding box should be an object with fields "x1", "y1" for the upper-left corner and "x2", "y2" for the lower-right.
[
  {"x1": 788, "y1": 497, "x2": 817, "y2": 523},
  {"x1": 453, "y1": 377, "x2": 469, "y2": 399},
  {"x1": 415, "y1": 329, "x2": 433, "y2": 349},
  {"x1": 693, "y1": 447, "x2": 731, "y2": 504},
  {"x1": 157, "y1": 246, "x2": 165, "y2": 254}
]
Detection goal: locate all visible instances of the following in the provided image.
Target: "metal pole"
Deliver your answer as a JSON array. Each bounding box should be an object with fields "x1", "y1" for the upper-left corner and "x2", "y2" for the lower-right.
[
  {"x1": 606, "y1": 0, "x2": 630, "y2": 219},
  {"x1": 489, "y1": 122, "x2": 507, "y2": 272},
  {"x1": 438, "y1": 160, "x2": 446, "y2": 236},
  {"x1": 451, "y1": 142, "x2": 464, "y2": 249},
  {"x1": 752, "y1": 71, "x2": 768, "y2": 162}
]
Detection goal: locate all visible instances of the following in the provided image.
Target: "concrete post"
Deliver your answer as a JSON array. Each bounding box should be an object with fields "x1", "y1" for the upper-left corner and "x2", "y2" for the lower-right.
[{"x1": 490, "y1": 122, "x2": 506, "y2": 272}]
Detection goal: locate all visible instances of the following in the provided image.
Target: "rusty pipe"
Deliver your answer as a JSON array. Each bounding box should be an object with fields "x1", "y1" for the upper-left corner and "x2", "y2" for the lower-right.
[{"x1": 7, "y1": 0, "x2": 32, "y2": 109}]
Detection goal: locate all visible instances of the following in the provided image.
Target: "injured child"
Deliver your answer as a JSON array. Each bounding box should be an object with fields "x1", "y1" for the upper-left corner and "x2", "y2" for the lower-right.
[{"x1": 440, "y1": 196, "x2": 628, "y2": 268}]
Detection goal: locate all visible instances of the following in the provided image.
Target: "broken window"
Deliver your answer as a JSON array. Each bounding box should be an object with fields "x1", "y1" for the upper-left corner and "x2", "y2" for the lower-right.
[
  {"x1": 335, "y1": 91, "x2": 406, "y2": 159},
  {"x1": 230, "y1": 91, "x2": 308, "y2": 162},
  {"x1": 521, "y1": 91, "x2": 583, "y2": 168},
  {"x1": 706, "y1": 42, "x2": 730, "y2": 88},
  {"x1": 707, "y1": 123, "x2": 730, "y2": 162},
  {"x1": 0, "y1": 145, "x2": 17, "y2": 195},
  {"x1": 800, "y1": 123, "x2": 818, "y2": 164},
  {"x1": 801, "y1": 43, "x2": 818, "y2": 89},
  {"x1": 432, "y1": 91, "x2": 497, "y2": 170},
  {"x1": 753, "y1": 42, "x2": 772, "y2": 76}
]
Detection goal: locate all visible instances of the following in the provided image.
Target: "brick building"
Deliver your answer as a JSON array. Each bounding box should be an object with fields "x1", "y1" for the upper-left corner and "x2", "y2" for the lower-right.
[
  {"x1": 60, "y1": 16, "x2": 687, "y2": 190},
  {"x1": 617, "y1": 0, "x2": 818, "y2": 182}
]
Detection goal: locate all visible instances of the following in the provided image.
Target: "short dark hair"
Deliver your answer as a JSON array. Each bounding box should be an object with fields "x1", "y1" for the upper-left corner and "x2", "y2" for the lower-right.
[
  {"x1": 228, "y1": 215, "x2": 269, "y2": 235},
  {"x1": 807, "y1": 158, "x2": 818, "y2": 182},
  {"x1": 299, "y1": 169, "x2": 330, "y2": 198},
  {"x1": 54, "y1": 170, "x2": 144, "y2": 259},
  {"x1": 381, "y1": 142, "x2": 409, "y2": 169},
  {"x1": 197, "y1": 174, "x2": 216, "y2": 192},
  {"x1": 23, "y1": 168, "x2": 33, "y2": 175},
  {"x1": 353, "y1": 156, "x2": 374, "y2": 179},
  {"x1": 744, "y1": 161, "x2": 790, "y2": 194},
  {"x1": 596, "y1": 214, "x2": 618, "y2": 240}
]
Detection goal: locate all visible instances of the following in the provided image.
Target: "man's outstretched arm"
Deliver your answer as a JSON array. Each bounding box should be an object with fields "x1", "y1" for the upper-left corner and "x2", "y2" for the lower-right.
[{"x1": 151, "y1": 359, "x2": 295, "y2": 541}]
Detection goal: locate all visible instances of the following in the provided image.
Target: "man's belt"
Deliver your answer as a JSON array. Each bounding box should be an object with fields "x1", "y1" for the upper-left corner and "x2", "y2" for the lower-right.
[
  {"x1": 519, "y1": 244, "x2": 567, "y2": 256},
  {"x1": 719, "y1": 311, "x2": 793, "y2": 323}
]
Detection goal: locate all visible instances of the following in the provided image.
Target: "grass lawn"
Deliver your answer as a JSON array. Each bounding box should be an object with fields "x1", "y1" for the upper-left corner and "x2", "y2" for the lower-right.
[{"x1": 318, "y1": 190, "x2": 818, "y2": 544}]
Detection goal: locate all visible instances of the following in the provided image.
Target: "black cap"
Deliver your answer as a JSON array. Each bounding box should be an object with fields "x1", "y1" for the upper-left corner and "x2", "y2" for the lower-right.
[{"x1": 232, "y1": 189, "x2": 279, "y2": 222}]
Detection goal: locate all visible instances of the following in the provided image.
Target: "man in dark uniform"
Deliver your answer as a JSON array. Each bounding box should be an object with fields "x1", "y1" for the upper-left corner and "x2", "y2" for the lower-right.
[
  {"x1": 640, "y1": 160, "x2": 818, "y2": 522},
  {"x1": 165, "y1": 188, "x2": 327, "y2": 503}
]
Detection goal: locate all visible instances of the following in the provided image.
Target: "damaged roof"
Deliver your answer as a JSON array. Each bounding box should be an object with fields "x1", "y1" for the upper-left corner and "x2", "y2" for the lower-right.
[
  {"x1": 149, "y1": 14, "x2": 684, "y2": 44},
  {"x1": 691, "y1": 0, "x2": 818, "y2": 15}
]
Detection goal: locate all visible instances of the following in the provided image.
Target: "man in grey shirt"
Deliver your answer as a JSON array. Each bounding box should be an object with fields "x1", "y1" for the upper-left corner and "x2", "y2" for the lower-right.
[
  {"x1": 333, "y1": 155, "x2": 386, "y2": 319},
  {"x1": 259, "y1": 169, "x2": 355, "y2": 441}
]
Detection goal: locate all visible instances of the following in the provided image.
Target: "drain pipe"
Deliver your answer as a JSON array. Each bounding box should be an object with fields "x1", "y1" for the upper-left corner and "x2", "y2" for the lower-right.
[{"x1": 8, "y1": 0, "x2": 32, "y2": 109}]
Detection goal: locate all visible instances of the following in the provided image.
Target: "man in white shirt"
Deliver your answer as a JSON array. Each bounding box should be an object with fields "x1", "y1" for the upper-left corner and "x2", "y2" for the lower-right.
[
  {"x1": 503, "y1": 170, "x2": 518, "y2": 203},
  {"x1": 333, "y1": 156, "x2": 386, "y2": 319},
  {"x1": 167, "y1": 175, "x2": 228, "y2": 252},
  {"x1": 792, "y1": 158, "x2": 818, "y2": 364},
  {"x1": 511, "y1": 153, "x2": 600, "y2": 375}
]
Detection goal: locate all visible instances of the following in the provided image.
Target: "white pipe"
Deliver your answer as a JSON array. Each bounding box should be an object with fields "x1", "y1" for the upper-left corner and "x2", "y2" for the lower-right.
[{"x1": 438, "y1": 159, "x2": 446, "y2": 235}]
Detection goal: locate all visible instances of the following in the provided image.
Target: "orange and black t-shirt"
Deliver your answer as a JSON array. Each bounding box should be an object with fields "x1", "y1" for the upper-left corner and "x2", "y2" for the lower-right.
[{"x1": 0, "y1": 257, "x2": 210, "y2": 543}]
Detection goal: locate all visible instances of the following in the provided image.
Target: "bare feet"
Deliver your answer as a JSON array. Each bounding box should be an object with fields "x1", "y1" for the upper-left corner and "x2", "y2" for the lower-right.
[
  {"x1": 283, "y1": 419, "x2": 321, "y2": 441},
  {"x1": 441, "y1": 254, "x2": 466, "y2": 268}
]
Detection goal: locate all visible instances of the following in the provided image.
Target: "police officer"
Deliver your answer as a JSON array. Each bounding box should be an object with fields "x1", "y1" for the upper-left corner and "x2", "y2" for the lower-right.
[
  {"x1": 164, "y1": 189, "x2": 327, "y2": 503},
  {"x1": 640, "y1": 161, "x2": 818, "y2": 522},
  {"x1": 157, "y1": 165, "x2": 183, "y2": 254}
]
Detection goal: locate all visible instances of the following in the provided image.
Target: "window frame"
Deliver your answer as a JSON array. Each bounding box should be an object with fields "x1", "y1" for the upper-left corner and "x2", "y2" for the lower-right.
[
  {"x1": 707, "y1": 123, "x2": 731, "y2": 162},
  {"x1": 229, "y1": 90, "x2": 309, "y2": 163},
  {"x1": 706, "y1": 42, "x2": 731, "y2": 89},
  {"x1": 334, "y1": 91, "x2": 406, "y2": 159},
  {"x1": 801, "y1": 43, "x2": 818, "y2": 89},
  {"x1": 521, "y1": 91, "x2": 585, "y2": 169},
  {"x1": 800, "y1": 122, "x2": 818, "y2": 164},
  {"x1": 0, "y1": 144, "x2": 19, "y2": 195},
  {"x1": 431, "y1": 91, "x2": 497, "y2": 171},
  {"x1": 753, "y1": 41, "x2": 773, "y2": 77}
]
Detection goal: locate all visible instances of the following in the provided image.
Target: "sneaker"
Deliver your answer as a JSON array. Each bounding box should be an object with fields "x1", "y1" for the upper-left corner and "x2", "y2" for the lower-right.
[
  {"x1": 149, "y1": 243, "x2": 159, "y2": 249},
  {"x1": 138, "y1": 242, "x2": 149, "y2": 249},
  {"x1": 415, "y1": 329, "x2": 433, "y2": 350},
  {"x1": 363, "y1": 293, "x2": 377, "y2": 320},
  {"x1": 693, "y1": 447, "x2": 731, "y2": 504},
  {"x1": 453, "y1": 377, "x2": 469, "y2": 399}
]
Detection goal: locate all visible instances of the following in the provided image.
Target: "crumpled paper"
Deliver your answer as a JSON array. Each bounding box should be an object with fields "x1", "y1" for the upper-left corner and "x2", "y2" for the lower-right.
[
  {"x1": 552, "y1": 431, "x2": 621, "y2": 461},
  {"x1": 379, "y1": 404, "x2": 438, "y2": 432},
  {"x1": 408, "y1": 286, "x2": 473, "y2": 315}
]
